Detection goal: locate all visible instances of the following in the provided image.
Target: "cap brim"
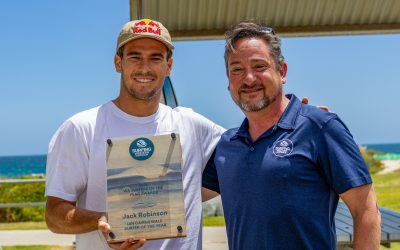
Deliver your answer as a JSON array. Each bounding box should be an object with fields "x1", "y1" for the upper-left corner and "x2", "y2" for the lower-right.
[{"x1": 117, "y1": 34, "x2": 174, "y2": 52}]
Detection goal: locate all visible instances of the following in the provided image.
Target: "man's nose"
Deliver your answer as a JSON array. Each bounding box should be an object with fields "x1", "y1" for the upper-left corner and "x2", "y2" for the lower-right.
[
  {"x1": 138, "y1": 60, "x2": 151, "y2": 73},
  {"x1": 243, "y1": 70, "x2": 257, "y2": 85}
]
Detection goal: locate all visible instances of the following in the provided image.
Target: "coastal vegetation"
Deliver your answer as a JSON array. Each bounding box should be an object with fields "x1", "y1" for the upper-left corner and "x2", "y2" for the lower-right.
[
  {"x1": 0, "y1": 149, "x2": 399, "y2": 249},
  {"x1": 0, "y1": 149, "x2": 398, "y2": 224},
  {"x1": 0, "y1": 176, "x2": 45, "y2": 222},
  {"x1": 359, "y1": 147, "x2": 384, "y2": 174}
]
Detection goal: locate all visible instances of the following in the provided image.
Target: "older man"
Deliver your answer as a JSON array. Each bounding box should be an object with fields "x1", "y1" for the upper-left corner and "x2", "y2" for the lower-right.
[{"x1": 202, "y1": 22, "x2": 381, "y2": 250}]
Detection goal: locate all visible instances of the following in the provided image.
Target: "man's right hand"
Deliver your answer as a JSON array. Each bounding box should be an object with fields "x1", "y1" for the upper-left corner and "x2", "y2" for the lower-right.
[
  {"x1": 98, "y1": 215, "x2": 146, "y2": 250},
  {"x1": 301, "y1": 97, "x2": 329, "y2": 111}
]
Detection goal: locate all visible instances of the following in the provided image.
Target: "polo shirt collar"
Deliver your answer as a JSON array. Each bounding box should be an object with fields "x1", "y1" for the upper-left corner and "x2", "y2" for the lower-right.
[
  {"x1": 277, "y1": 94, "x2": 301, "y2": 130},
  {"x1": 231, "y1": 94, "x2": 301, "y2": 141}
]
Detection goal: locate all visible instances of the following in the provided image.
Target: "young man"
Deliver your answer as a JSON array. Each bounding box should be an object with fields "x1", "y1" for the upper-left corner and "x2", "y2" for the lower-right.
[
  {"x1": 202, "y1": 22, "x2": 381, "y2": 250},
  {"x1": 45, "y1": 19, "x2": 224, "y2": 250}
]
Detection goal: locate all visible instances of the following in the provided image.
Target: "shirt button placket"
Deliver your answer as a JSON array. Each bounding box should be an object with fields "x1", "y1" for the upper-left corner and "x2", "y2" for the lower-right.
[{"x1": 247, "y1": 145, "x2": 256, "y2": 166}]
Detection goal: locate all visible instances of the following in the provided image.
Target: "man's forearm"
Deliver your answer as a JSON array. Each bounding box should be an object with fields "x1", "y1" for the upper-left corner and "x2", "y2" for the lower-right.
[
  {"x1": 201, "y1": 187, "x2": 220, "y2": 202},
  {"x1": 46, "y1": 196, "x2": 104, "y2": 234},
  {"x1": 352, "y1": 208, "x2": 381, "y2": 250}
]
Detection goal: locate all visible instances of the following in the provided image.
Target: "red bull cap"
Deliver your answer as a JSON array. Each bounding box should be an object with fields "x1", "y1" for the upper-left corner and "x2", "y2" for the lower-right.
[{"x1": 117, "y1": 18, "x2": 174, "y2": 52}]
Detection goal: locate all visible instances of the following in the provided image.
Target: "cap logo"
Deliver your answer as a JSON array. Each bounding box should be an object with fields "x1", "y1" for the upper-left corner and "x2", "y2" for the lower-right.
[{"x1": 132, "y1": 18, "x2": 161, "y2": 35}]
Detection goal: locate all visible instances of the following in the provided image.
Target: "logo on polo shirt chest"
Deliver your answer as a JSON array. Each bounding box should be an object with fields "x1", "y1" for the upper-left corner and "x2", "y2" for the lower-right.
[{"x1": 273, "y1": 139, "x2": 293, "y2": 157}]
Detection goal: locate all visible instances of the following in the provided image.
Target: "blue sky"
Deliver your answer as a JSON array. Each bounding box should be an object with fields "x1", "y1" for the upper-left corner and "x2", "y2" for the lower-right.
[{"x1": 0, "y1": 1, "x2": 399, "y2": 156}]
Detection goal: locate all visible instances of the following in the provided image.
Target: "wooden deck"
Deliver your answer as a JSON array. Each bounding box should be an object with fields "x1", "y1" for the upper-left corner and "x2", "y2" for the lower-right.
[{"x1": 336, "y1": 202, "x2": 400, "y2": 248}]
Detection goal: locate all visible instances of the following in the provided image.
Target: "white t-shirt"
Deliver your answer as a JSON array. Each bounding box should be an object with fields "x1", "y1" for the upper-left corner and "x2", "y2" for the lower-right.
[{"x1": 45, "y1": 102, "x2": 224, "y2": 250}]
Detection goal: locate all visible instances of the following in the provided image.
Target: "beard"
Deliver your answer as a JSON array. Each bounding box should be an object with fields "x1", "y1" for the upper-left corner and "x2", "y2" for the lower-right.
[
  {"x1": 121, "y1": 71, "x2": 162, "y2": 101},
  {"x1": 233, "y1": 83, "x2": 282, "y2": 112}
]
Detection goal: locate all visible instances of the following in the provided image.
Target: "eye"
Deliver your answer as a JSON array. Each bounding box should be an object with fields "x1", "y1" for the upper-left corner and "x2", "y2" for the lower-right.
[
  {"x1": 127, "y1": 55, "x2": 141, "y2": 61},
  {"x1": 151, "y1": 56, "x2": 163, "y2": 62},
  {"x1": 230, "y1": 67, "x2": 244, "y2": 75},
  {"x1": 254, "y1": 64, "x2": 267, "y2": 71}
]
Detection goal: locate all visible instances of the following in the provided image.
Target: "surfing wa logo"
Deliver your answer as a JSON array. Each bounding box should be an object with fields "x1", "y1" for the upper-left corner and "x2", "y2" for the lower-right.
[
  {"x1": 129, "y1": 137, "x2": 155, "y2": 161},
  {"x1": 273, "y1": 139, "x2": 293, "y2": 157}
]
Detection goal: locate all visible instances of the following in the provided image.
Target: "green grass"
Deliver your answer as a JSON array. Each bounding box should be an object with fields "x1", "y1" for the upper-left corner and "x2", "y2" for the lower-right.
[
  {"x1": 381, "y1": 243, "x2": 400, "y2": 250},
  {"x1": 202, "y1": 216, "x2": 225, "y2": 226},
  {"x1": 3, "y1": 246, "x2": 73, "y2": 250},
  {"x1": 372, "y1": 169, "x2": 400, "y2": 211},
  {"x1": 374, "y1": 171, "x2": 400, "y2": 249},
  {"x1": 0, "y1": 221, "x2": 47, "y2": 230},
  {"x1": 374, "y1": 170, "x2": 400, "y2": 250}
]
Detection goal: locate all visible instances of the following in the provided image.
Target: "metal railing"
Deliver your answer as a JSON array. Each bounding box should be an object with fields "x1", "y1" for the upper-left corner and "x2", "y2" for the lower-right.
[{"x1": 0, "y1": 179, "x2": 46, "y2": 208}]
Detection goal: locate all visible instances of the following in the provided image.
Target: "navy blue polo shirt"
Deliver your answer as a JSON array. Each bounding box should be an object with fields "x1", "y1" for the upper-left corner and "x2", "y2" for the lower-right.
[{"x1": 203, "y1": 94, "x2": 372, "y2": 250}]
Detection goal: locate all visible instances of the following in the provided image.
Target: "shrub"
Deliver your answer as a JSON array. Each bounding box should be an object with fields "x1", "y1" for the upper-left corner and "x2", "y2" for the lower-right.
[
  {"x1": 360, "y1": 147, "x2": 384, "y2": 174},
  {"x1": 0, "y1": 178, "x2": 45, "y2": 222}
]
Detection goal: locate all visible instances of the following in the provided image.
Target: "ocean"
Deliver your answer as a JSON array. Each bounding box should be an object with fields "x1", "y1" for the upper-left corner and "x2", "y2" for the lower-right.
[
  {"x1": 0, "y1": 155, "x2": 47, "y2": 178},
  {"x1": 364, "y1": 143, "x2": 400, "y2": 154},
  {"x1": 1, "y1": 143, "x2": 400, "y2": 178}
]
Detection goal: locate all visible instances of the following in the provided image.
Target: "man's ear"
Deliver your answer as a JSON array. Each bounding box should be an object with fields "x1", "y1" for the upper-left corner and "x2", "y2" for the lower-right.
[
  {"x1": 166, "y1": 57, "x2": 173, "y2": 76},
  {"x1": 280, "y1": 61, "x2": 288, "y2": 84},
  {"x1": 114, "y1": 55, "x2": 122, "y2": 73}
]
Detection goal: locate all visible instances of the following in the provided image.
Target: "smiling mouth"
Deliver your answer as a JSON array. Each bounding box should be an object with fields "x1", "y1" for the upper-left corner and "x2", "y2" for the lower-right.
[
  {"x1": 240, "y1": 87, "x2": 263, "y2": 94},
  {"x1": 134, "y1": 77, "x2": 154, "y2": 83}
]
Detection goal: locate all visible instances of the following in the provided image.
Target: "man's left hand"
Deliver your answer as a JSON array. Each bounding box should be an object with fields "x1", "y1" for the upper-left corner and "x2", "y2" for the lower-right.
[
  {"x1": 109, "y1": 237, "x2": 146, "y2": 250},
  {"x1": 98, "y1": 215, "x2": 146, "y2": 249}
]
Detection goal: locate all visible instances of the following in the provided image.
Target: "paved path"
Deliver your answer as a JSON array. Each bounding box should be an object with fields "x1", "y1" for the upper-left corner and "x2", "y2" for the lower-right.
[
  {"x1": 203, "y1": 227, "x2": 228, "y2": 250},
  {"x1": 0, "y1": 229, "x2": 75, "y2": 246},
  {"x1": 0, "y1": 227, "x2": 228, "y2": 249},
  {"x1": 379, "y1": 159, "x2": 400, "y2": 174}
]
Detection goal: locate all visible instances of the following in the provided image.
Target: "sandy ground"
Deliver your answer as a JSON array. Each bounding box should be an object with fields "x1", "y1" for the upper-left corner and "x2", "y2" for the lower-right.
[{"x1": 378, "y1": 159, "x2": 400, "y2": 175}]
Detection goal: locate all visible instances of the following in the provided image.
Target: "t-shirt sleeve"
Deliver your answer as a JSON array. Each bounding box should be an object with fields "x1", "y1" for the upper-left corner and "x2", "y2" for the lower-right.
[
  {"x1": 317, "y1": 116, "x2": 372, "y2": 194},
  {"x1": 45, "y1": 120, "x2": 89, "y2": 202},
  {"x1": 202, "y1": 150, "x2": 221, "y2": 193},
  {"x1": 179, "y1": 107, "x2": 225, "y2": 169},
  {"x1": 200, "y1": 121, "x2": 225, "y2": 169}
]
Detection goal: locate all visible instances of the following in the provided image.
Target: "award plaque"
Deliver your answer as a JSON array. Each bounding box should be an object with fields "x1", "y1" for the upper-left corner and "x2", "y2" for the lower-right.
[{"x1": 105, "y1": 133, "x2": 186, "y2": 243}]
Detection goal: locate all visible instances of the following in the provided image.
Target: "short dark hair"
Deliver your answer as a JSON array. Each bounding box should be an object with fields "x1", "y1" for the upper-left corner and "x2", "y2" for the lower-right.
[
  {"x1": 116, "y1": 45, "x2": 173, "y2": 60},
  {"x1": 224, "y1": 21, "x2": 284, "y2": 75}
]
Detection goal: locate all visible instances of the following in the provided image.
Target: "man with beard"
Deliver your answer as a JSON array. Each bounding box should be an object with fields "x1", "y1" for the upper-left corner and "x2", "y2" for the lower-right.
[
  {"x1": 202, "y1": 22, "x2": 381, "y2": 250},
  {"x1": 45, "y1": 19, "x2": 224, "y2": 250}
]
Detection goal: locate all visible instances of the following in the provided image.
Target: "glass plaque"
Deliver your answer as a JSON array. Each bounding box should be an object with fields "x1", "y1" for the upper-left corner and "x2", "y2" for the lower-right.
[{"x1": 106, "y1": 133, "x2": 186, "y2": 243}]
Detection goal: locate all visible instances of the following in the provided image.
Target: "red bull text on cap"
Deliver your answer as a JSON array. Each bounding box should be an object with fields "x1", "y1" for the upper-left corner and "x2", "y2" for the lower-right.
[{"x1": 117, "y1": 18, "x2": 174, "y2": 52}]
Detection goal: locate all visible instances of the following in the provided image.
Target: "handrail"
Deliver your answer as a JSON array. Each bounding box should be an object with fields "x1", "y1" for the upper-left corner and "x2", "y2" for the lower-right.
[
  {"x1": 0, "y1": 179, "x2": 45, "y2": 184},
  {"x1": 0, "y1": 179, "x2": 46, "y2": 208},
  {"x1": 0, "y1": 202, "x2": 46, "y2": 208}
]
